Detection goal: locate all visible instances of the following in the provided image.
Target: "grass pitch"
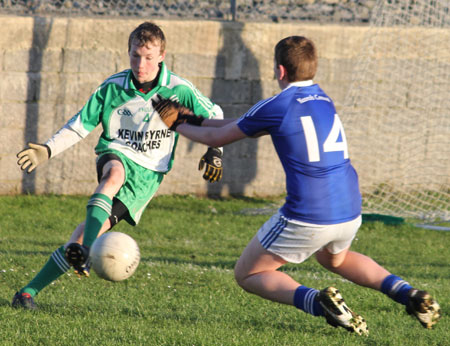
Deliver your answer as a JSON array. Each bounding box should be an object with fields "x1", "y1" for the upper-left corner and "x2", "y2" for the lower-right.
[{"x1": 0, "y1": 195, "x2": 448, "y2": 345}]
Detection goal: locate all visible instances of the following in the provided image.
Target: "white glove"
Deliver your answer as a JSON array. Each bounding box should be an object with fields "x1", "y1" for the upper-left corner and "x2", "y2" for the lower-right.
[{"x1": 17, "y1": 142, "x2": 50, "y2": 173}]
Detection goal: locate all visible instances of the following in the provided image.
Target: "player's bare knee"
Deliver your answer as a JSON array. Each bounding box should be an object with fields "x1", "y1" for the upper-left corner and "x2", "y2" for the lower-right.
[
  {"x1": 101, "y1": 165, "x2": 125, "y2": 188},
  {"x1": 234, "y1": 266, "x2": 248, "y2": 290},
  {"x1": 234, "y1": 274, "x2": 244, "y2": 289},
  {"x1": 234, "y1": 275, "x2": 251, "y2": 292},
  {"x1": 234, "y1": 269, "x2": 255, "y2": 294}
]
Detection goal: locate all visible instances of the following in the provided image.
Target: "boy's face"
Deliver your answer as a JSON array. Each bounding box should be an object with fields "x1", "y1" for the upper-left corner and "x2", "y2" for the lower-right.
[{"x1": 129, "y1": 39, "x2": 165, "y2": 84}]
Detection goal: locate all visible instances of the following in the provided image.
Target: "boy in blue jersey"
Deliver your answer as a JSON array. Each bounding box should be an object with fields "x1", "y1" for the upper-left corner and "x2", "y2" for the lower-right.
[
  {"x1": 154, "y1": 36, "x2": 441, "y2": 334},
  {"x1": 12, "y1": 22, "x2": 224, "y2": 309}
]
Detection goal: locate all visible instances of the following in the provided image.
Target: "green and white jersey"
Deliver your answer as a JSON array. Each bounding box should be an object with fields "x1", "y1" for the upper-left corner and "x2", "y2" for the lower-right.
[{"x1": 47, "y1": 62, "x2": 223, "y2": 173}]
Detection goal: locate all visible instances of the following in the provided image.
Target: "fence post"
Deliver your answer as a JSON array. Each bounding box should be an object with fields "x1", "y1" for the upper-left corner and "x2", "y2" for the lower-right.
[{"x1": 230, "y1": 0, "x2": 236, "y2": 21}]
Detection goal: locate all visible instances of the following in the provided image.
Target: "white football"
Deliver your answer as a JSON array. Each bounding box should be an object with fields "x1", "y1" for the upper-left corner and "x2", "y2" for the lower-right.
[{"x1": 90, "y1": 232, "x2": 140, "y2": 282}]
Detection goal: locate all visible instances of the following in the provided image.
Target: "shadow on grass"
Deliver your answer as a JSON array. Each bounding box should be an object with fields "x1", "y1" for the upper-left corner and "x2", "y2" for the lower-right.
[
  {"x1": 0, "y1": 298, "x2": 14, "y2": 307},
  {"x1": 118, "y1": 305, "x2": 338, "y2": 336}
]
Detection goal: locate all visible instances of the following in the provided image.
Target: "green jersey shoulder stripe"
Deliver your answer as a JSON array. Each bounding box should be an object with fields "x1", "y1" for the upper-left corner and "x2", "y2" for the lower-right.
[
  {"x1": 169, "y1": 73, "x2": 215, "y2": 111},
  {"x1": 157, "y1": 65, "x2": 223, "y2": 120},
  {"x1": 101, "y1": 70, "x2": 131, "y2": 90}
]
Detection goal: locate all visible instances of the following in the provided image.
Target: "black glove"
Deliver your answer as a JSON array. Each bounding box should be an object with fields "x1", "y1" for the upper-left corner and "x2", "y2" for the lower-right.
[{"x1": 198, "y1": 147, "x2": 223, "y2": 183}]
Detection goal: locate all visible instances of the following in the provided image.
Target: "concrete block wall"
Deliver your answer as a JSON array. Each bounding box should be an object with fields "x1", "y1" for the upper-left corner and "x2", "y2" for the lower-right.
[{"x1": 1, "y1": 16, "x2": 443, "y2": 198}]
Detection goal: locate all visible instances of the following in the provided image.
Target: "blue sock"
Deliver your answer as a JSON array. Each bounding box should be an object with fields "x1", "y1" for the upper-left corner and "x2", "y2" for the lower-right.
[
  {"x1": 381, "y1": 274, "x2": 413, "y2": 305},
  {"x1": 293, "y1": 285, "x2": 324, "y2": 316}
]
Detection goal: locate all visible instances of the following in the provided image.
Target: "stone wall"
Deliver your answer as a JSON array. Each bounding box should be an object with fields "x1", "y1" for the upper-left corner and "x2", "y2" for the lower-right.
[
  {"x1": 1, "y1": 16, "x2": 371, "y2": 197},
  {"x1": 0, "y1": 15, "x2": 431, "y2": 197}
]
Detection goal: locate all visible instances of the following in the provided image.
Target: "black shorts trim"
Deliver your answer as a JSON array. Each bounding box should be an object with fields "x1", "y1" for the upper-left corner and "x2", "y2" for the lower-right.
[{"x1": 109, "y1": 198, "x2": 130, "y2": 228}]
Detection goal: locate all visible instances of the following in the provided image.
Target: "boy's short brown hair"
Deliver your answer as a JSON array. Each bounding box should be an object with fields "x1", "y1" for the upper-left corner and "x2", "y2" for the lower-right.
[
  {"x1": 275, "y1": 36, "x2": 317, "y2": 81},
  {"x1": 128, "y1": 22, "x2": 166, "y2": 53}
]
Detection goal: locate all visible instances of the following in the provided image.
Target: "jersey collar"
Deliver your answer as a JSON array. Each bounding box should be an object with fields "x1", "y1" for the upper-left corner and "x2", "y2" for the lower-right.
[
  {"x1": 127, "y1": 61, "x2": 169, "y2": 92},
  {"x1": 285, "y1": 80, "x2": 314, "y2": 89},
  {"x1": 127, "y1": 62, "x2": 170, "y2": 101},
  {"x1": 158, "y1": 62, "x2": 170, "y2": 87}
]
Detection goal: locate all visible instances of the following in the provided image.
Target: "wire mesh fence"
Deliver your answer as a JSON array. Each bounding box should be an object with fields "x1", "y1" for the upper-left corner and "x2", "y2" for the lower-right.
[{"x1": 0, "y1": 0, "x2": 376, "y2": 23}]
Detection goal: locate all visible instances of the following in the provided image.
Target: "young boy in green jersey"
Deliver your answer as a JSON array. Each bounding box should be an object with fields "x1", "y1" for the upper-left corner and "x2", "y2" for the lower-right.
[{"x1": 13, "y1": 21, "x2": 224, "y2": 309}]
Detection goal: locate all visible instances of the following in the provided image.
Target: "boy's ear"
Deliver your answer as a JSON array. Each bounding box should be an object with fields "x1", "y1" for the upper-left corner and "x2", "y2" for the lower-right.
[
  {"x1": 277, "y1": 64, "x2": 287, "y2": 81},
  {"x1": 159, "y1": 50, "x2": 166, "y2": 62}
]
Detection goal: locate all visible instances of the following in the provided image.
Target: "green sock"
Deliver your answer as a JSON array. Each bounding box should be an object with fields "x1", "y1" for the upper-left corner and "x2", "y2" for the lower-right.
[
  {"x1": 83, "y1": 193, "x2": 112, "y2": 247},
  {"x1": 21, "y1": 246, "x2": 70, "y2": 297}
]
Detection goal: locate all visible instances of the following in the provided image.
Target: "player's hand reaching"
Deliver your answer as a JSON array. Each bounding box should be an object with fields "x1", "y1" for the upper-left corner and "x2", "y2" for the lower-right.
[
  {"x1": 199, "y1": 147, "x2": 223, "y2": 183},
  {"x1": 152, "y1": 95, "x2": 205, "y2": 130},
  {"x1": 17, "y1": 142, "x2": 50, "y2": 173},
  {"x1": 152, "y1": 96, "x2": 182, "y2": 130}
]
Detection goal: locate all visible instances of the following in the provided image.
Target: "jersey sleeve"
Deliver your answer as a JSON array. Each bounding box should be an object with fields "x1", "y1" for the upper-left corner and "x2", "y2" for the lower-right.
[
  {"x1": 236, "y1": 97, "x2": 280, "y2": 136},
  {"x1": 44, "y1": 83, "x2": 106, "y2": 157},
  {"x1": 170, "y1": 83, "x2": 223, "y2": 120},
  {"x1": 67, "y1": 85, "x2": 106, "y2": 136},
  {"x1": 45, "y1": 125, "x2": 84, "y2": 158}
]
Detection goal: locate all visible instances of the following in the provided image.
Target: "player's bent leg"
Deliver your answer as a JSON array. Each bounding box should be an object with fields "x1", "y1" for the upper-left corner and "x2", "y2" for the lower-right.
[
  {"x1": 65, "y1": 219, "x2": 111, "y2": 247},
  {"x1": 65, "y1": 221, "x2": 86, "y2": 245},
  {"x1": 12, "y1": 245, "x2": 71, "y2": 309},
  {"x1": 81, "y1": 163, "x2": 123, "y2": 248},
  {"x1": 234, "y1": 235, "x2": 298, "y2": 305},
  {"x1": 235, "y1": 236, "x2": 368, "y2": 335},
  {"x1": 316, "y1": 247, "x2": 390, "y2": 290},
  {"x1": 96, "y1": 159, "x2": 125, "y2": 196},
  {"x1": 321, "y1": 250, "x2": 442, "y2": 329},
  {"x1": 317, "y1": 287, "x2": 369, "y2": 336}
]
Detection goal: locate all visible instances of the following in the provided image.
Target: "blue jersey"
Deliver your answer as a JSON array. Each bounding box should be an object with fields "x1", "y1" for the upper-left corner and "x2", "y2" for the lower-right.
[{"x1": 237, "y1": 82, "x2": 361, "y2": 224}]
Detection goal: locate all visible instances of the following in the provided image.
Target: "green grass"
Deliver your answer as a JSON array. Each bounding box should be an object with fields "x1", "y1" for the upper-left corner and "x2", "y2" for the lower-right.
[{"x1": 0, "y1": 195, "x2": 448, "y2": 345}]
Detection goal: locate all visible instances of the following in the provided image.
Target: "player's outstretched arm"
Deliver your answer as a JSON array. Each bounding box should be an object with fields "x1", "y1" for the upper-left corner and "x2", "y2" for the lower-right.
[
  {"x1": 176, "y1": 122, "x2": 247, "y2": 148},
  {"x1": 201, "y1": 118, "x2": 238, "y2": 127},
  {"x1": 17, "y1": 143, "x2": 51, "y2": 173},
  {"x1": 153, "y1": 96, "x2": 231, "y2": 182},
  {"x1": 153, "y1": 95, "x2": 238, "y2": 129}
]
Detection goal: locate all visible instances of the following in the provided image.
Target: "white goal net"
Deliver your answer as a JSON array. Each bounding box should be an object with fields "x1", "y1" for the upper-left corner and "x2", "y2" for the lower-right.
[{"x1": 342, "y1": 0, "x2": 450, "y2": 224}]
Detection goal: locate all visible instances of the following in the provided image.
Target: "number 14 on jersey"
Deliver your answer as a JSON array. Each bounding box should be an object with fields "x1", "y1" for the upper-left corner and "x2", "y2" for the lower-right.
[{"x1": 300, "y1": 114, "x2": 349, "y2": 162}]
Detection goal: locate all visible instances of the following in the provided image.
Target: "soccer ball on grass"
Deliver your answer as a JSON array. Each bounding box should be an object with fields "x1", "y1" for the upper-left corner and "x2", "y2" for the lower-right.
[{"x1": 90, "y1": 232, "x2": 140, "y2": 282}]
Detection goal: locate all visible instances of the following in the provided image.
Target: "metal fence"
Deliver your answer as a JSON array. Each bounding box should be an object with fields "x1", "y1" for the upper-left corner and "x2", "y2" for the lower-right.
[{"x1": 0, "y1": 0, "x2": 376, "y2": 23}]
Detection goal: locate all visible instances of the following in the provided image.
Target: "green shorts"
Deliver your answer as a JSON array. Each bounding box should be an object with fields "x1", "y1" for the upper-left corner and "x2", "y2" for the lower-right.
[{"x1": 97, "y1": 150, "x2": 164, "y2": 226}]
